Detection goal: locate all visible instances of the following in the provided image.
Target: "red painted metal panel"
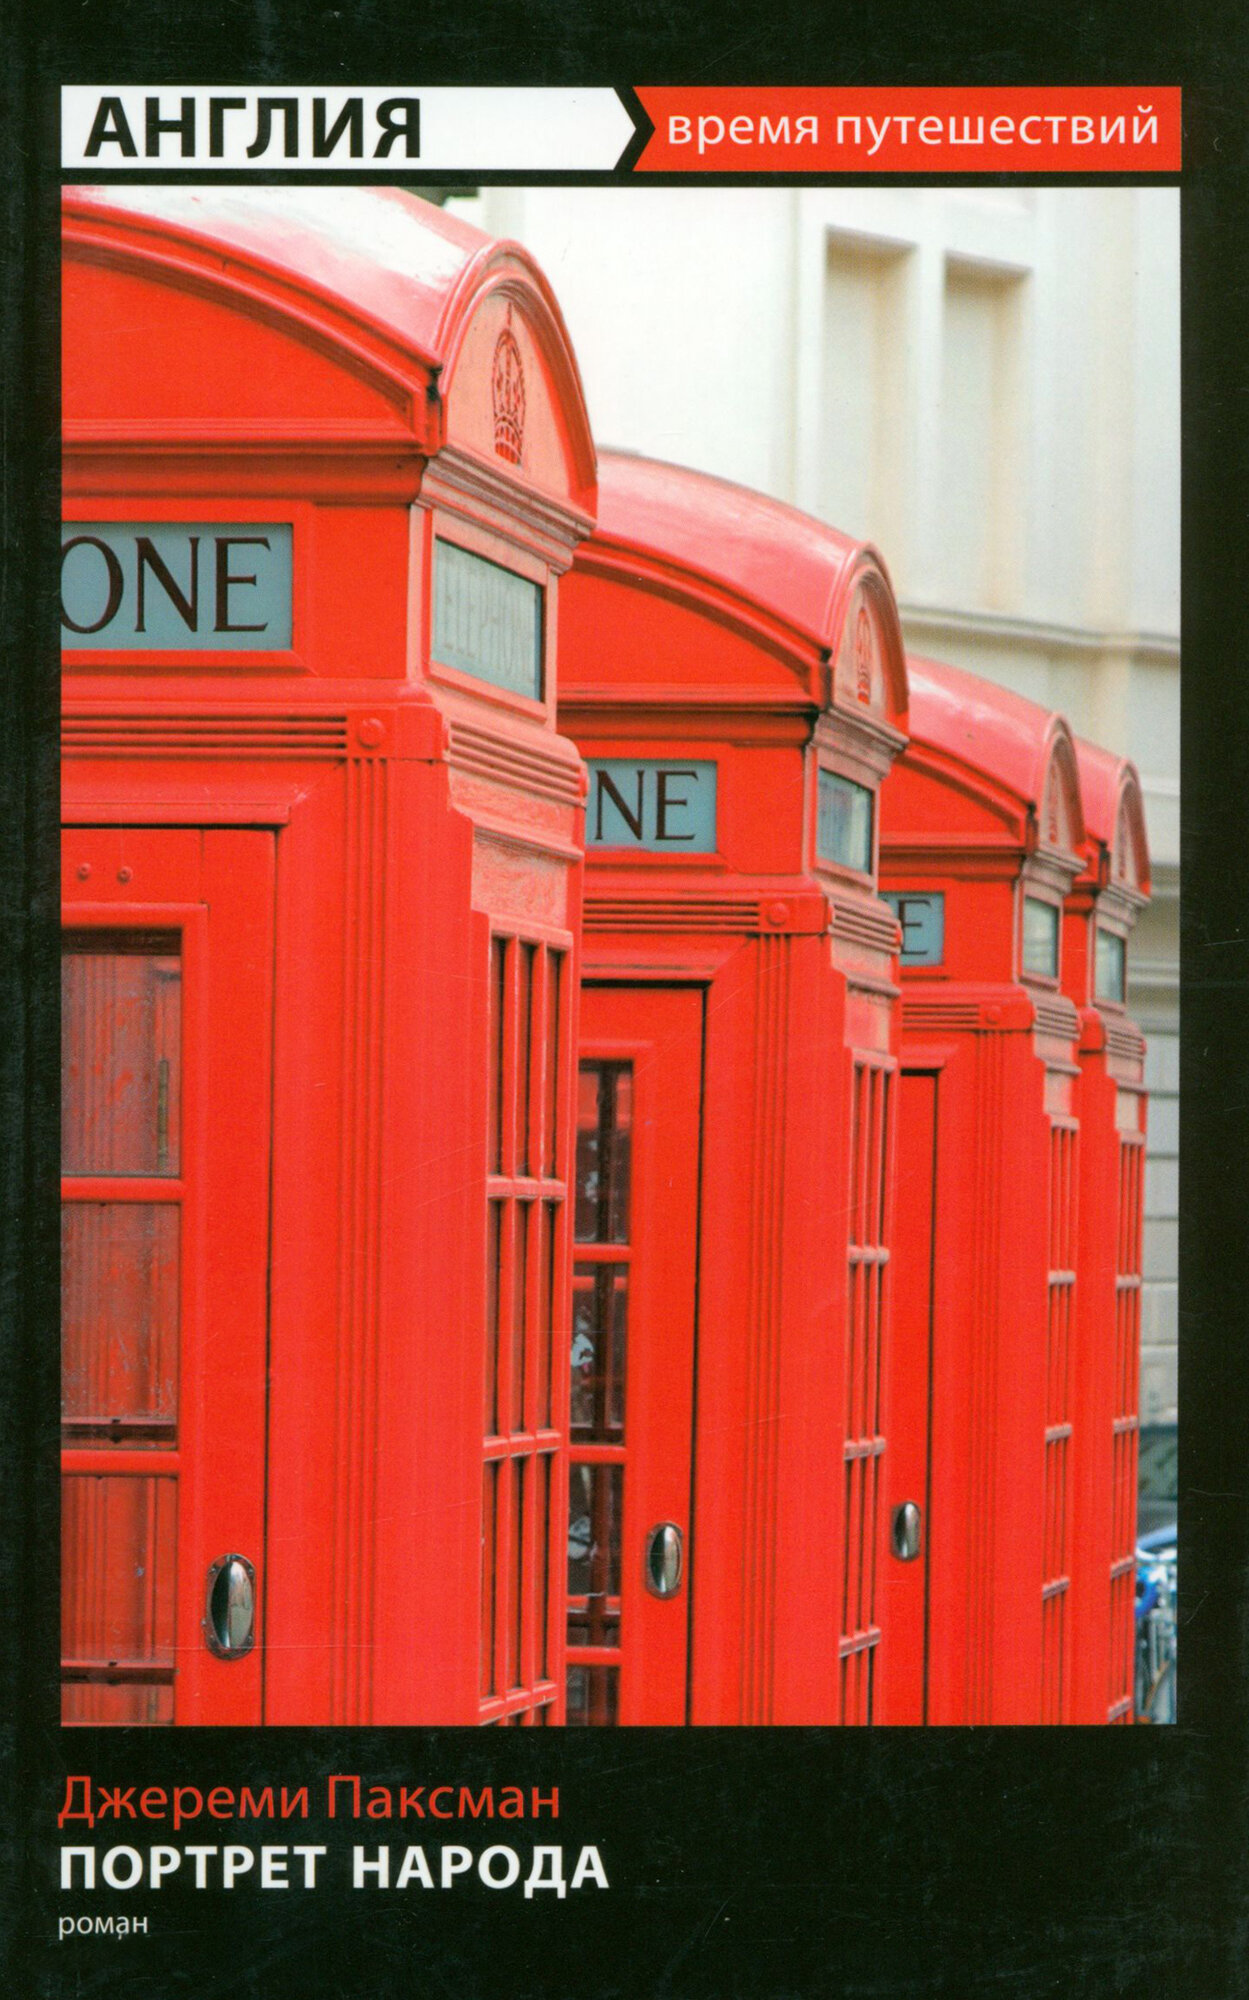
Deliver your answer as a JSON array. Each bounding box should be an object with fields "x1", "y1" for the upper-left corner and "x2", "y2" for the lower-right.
[
  {"x1": 477, "y1": 933, "x2": 574, "y2": 1726},
  {"x1": 574, "y1": 985, "x2": 702, "y2": 1724},
  {"x1": 838, "y1": 1054, "x2": 895, "y2": 1724},
  {"x1": 62, "y1": 186, "x2": 596, "y2": 1726},
  {"x1": 587, "y1": 453, "x2": 906, "y2": 727},
  {"x1": 563, "y1": 453, "x2": 908, "y2": 1724},
  {"x1": 877, "y1": 1069, "x2": 937, "y2": 1723},
  {"x1": 1064, "y1": 741, "x2": 1150, "y2": 1722},
  {"x1": 61, "y1": 828, "x2": 273, "y2": 1725},
  {"x1": 881, "y1": 657, "x2": 1086, "y2": 1722}
]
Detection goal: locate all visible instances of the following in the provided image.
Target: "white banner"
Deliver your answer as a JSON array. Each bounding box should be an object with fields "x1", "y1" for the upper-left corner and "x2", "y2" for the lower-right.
[{"x1": 61, "y1": 86, "x2": 638, "y2": 171}]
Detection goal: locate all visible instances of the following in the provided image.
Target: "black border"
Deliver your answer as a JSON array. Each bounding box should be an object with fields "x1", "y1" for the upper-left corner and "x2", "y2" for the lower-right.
[{"x1": 5, "y1": 4, "x2": 1247, "y2": 1993}]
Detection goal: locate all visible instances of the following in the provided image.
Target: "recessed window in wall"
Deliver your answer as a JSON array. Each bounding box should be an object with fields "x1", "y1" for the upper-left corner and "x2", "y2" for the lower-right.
[
  {"x1": 820, "y1": 236, "x2": 910, "y2": 569},
  {"x1": 938, "y1": 257, "x2": 1028, "y2": 610}
]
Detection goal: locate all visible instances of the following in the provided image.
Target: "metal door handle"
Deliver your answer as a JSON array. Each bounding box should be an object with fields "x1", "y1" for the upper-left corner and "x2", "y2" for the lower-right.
[
  {"x1": 204, "y1": 1554, "x2": 256, "y2": 1657},
  {"x1": 890, "y1": 1502, "x2": 922, "y2": 1562},
  {"x1": 644, "y1": 1522, "x2": 684, "y2": 1598}
]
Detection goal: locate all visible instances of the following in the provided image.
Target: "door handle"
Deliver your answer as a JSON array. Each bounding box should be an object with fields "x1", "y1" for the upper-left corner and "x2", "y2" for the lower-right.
[
  {"x1": 890, "y1": 1502, "x2": 922, "y2": 1562},
  {"x1": 204, "y1": 1554, "x2": 256, "y2": 1658},
  {"x1": 644, "y1": 1522, "x2": 684, "y2": 1598}
]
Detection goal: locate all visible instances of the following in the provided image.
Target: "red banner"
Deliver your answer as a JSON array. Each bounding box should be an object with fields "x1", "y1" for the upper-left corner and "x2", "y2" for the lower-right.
[{"x1": 634, "y1": 87, "x2": 1181, "y2": 173}]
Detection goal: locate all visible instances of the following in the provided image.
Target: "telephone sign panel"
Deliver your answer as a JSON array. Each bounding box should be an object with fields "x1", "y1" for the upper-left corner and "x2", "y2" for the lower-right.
[
  {"x1": 816, "y1": 768, "x2": 873, "y2": 873},
  {"x1": 883, "y1": 891, "x2": 944, "y2": 966},
  {"x1": 586, "y1": 759, "x2": 717, "y2": 851},
  {"x1": 61, "y1": 522, "x2": 293, "y2": 649},
  {"x1": 432, "y1": 538, "x2": 543, "y2": 698}
]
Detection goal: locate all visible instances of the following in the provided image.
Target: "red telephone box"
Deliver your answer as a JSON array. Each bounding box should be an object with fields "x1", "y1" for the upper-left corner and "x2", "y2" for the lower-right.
[
  {"x1": 1063, "y1": 742, "x2": 1151, "y2": 1722},
  {"x1": 61, "y1": 186, "x2": 596, "y2": 1723},
  {"x1": 558, "y1": 452, "x2": 909, "y2": 1724},
  {"x1": 878, "y1": 657, "x2": 1088, "y2": 1724}
]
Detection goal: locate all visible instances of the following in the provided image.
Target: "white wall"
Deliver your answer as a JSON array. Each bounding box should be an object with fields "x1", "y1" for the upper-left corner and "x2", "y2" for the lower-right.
[{"x1": 450, "y1": 184, "x2": 1180, "y2": 1425}]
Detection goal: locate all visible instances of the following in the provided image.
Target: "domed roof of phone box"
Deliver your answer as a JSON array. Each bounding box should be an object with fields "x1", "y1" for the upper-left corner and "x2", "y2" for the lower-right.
[
  {"x1": 899, "y1": 653, "x2": 1085, "y2": 854},
  {"x1": 578, "y1": 449, "x2": 907, "y2": 727},
  {"x1": 1073, "y1": 737, "x2": 1151, "y2": 897},
  {"x1": 62, "y1": 184, "x2": 595, "y2": 512}
]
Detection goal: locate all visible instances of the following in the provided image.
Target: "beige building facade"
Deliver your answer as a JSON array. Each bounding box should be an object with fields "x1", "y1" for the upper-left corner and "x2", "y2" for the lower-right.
[{"x1": 451, "y1": 185, "x2": 1180, "y2": 1435}]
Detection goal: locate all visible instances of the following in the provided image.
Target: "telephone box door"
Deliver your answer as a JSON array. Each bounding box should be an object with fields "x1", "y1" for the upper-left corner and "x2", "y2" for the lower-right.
[
  {"x1": 61, "y1": 827, "x2": 273, "y2": 1725},
  {"x1": 877, "y1": 1067, "x2": 937, "y2": 1722},
  {"x1": 569, "y1": 985, "x2": 702, "y2": 1725}
]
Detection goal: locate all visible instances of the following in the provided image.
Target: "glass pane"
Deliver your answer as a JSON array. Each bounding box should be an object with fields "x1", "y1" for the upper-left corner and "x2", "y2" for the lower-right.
[
  {"x1": 1096, "y1": 927, "x2": 1127, "y2": 1003},
  {"x1": 539, "y1": 1452, "x2": 553, "y2": 1679},
  {"x1": 570, "y1": 1271, "x2": 595, "y2": 1432},
  {"x1": 518, "y1": 944, "x2": 535, "y2": 1177},
  {"x1": 536, "y1": 1201, "x2": 556, "y2": 1431},
  {"x1": 571, "y1": 1264, "x2": 628, "y2": 1441},
  {"x1": 875, "y1": 1069, "x2": 891, "y2": 1248},
  {"x1": 611, "y1": 1288, "x2": 626, "y2": 1429},
  {"x1": 883, "y1": 890, "x2": 945, "y2": 966},
  {"x1": 507, "y1": 1457, "x2": 525, "y2": 1689},
  {"x1": 574, "y1": 1063, "x2": 632, "y2": 1244},
  {"x1": 489, "y1": 938, "x2": 507, "y2": 1175},
  {"x1": 567, "y1": 1611, "x2": 620, "y2": 1651},
  {"x1": 485, "y1": 1201, "x2": 502, "y2": 1435},
  {"x1": 567, "y1": 1462, "x2": 622, "y2": 1600},
  {"x1": 566, "y1": 1664, "x2": 619, "y2": 1726},
  {"x1": 61, "y1": 1473, "x2": 177, "y2": 1669},
  {"x1": 433, "y1": 539, "x2": 544, "y2": 700},
  {"x1": 544, "y1": 951, "x2": 563, "y2": 1179},
  {"x1": 607, "y1": 1071, "x2": 632, "y2": 1243},
  {"x1": 1022, "y1": 896, "x2": 1060, "y2": 977},
  {"x1": 574, "y1": 1067, "x2": 603, "y2": 1241},
  {"x1": 510, "y1": 1203, "x2": 529, "y2": 1433},
  {"x1": 817, "y1": 769, "x2": 874, "y2": 873},
  {"x1": 62, "y1": 936, "x2": 182, "y2": 1176},
  {"x1": 480, "y1": 1461, "x2": 498, "y2": 1696},
  {"x1": 62, "y1": 1679, "x2": 174, "y2": 1727},
  {"x1": 62, "y1": 1203, "x2": 179, "y2": 1433}
]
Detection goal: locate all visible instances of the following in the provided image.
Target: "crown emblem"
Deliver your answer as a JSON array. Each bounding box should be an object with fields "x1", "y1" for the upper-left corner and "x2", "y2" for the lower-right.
[
  {"x1": 492, "y1": 305, "x2": 526, "y2": 465},
  {"x1": 854, "y1": 605, "x2": 874, "y2": 703}
]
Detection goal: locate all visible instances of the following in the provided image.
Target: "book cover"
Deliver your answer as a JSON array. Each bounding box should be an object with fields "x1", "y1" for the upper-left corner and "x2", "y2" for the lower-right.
[{"x1": 3, "y1": 5, "x2": 1244, "y2": 1994}]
